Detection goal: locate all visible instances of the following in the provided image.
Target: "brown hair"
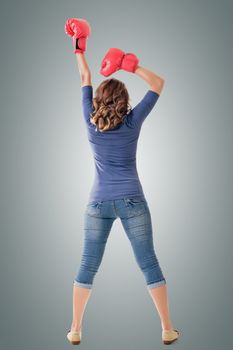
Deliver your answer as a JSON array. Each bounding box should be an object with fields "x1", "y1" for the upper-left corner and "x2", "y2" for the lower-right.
[{"x1": 90, "y1": 78, "x2": 132, "y2": 132}]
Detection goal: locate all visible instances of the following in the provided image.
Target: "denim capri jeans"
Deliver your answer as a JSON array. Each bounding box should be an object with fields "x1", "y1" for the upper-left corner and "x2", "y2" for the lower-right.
[{"x1": 73, "y1": 198, "x2": 166, "y2": 289}]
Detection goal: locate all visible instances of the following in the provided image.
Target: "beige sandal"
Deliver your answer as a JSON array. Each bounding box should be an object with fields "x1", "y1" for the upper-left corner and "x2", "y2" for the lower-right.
[
  {"x1": 162, "y1": 328, "x2": 180, "y2": 345},
  {"x1": 67, "y1": 328, "x2": 82, "y2": 345}
]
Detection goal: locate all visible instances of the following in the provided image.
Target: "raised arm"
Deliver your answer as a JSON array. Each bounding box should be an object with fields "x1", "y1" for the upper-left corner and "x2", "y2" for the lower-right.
[
  {"x1": 134, "y1": 66, "x2": 165, "y2": 95},
  {"x1": 75, "y1": 53, "x2": 92, "y2": 87},
  {"x1": 64, "y1": 18, "x2": 92, "y2": 87},
  {"x1": 129, "y1": 65, "x2": 165, "y2": 128}
]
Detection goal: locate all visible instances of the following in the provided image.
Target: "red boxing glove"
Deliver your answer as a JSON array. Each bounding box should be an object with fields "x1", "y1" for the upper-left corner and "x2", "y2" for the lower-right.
[
  {"x1": 121, "y1": 53, "x2": 139, "y2": 73},
  {"x1": 64, "y1": 18, "x2": 91, "y2": 54},
  {"x1": 100, "y1": 48, "x2": 139, "y2": 77},
  {"x1": 100, "y1": 48, "x2": 125, "y2": 77}
]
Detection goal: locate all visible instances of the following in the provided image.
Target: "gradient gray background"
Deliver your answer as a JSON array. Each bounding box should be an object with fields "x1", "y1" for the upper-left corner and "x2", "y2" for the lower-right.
[{"x1": 1, "y1": 0, "x2": 232, "y2": 349}]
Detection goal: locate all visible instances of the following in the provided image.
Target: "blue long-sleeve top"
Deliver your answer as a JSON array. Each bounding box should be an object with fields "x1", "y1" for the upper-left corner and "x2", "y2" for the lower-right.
[{"x1": 81, "y1": 85, "x2": 160, "y2": 204}]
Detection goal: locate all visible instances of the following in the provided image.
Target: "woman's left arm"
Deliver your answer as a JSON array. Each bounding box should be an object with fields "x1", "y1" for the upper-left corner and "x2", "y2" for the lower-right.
[{"x1": 75, "y1": 53, "x2": 92, "y2": 87}]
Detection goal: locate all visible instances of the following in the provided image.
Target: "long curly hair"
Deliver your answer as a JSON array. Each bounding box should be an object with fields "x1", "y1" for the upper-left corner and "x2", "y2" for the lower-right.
[{"x1": 90, "y1": 78, "x2": 132, "y2": 132}]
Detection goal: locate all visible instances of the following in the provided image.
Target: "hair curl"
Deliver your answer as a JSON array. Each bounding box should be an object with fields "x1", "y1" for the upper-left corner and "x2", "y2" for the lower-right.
[{"x1": 90, "y1": 78, "x2": 132, "y2": 132}]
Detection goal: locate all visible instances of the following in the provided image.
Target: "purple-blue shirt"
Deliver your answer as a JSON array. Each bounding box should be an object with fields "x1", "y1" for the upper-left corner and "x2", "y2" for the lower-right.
[{"x1": 81, "y1": 85, "x2": 160, "y2": 204}]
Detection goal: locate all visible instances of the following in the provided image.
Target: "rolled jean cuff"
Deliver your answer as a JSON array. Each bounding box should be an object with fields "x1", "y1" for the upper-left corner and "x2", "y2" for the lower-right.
[
  {"x1": 147, "y1": 279, "x2": 166, "y2": 289},
  {"x1": 73, "y1": 280, "x2": 93, "y2": 289}
]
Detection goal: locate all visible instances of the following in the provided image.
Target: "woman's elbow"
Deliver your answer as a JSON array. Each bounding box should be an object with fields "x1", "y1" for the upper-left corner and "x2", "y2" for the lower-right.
[{"x1": 150, "y1": 78, "x2": 165, "y2": 95}]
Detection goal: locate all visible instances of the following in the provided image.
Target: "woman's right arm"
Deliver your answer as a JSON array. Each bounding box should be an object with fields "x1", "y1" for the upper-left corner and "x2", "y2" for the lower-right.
[{"x1": 134, "y1": 66, "x2": 165, "y2": 95}]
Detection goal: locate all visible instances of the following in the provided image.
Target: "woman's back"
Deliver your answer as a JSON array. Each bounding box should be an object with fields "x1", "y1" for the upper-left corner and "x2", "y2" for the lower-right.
[{"x1": 82, "y1": 85, "x2": 160, "y2": 203}]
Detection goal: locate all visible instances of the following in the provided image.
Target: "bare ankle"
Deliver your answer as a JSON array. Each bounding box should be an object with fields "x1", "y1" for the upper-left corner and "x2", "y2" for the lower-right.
[
  {"x1": 71, "y1": 322, "x2": 82, "y2": 332},
  {"x1": 162, "y1": 322, "x2": 173, "y2": 331}
]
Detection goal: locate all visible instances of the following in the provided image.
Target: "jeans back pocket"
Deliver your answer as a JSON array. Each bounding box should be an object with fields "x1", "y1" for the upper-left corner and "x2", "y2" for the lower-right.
[
  {"x1": 86, "y1": 201, "x2": 103, "y2": 217},
  {"x1": 125, "y1": 198, "x2": 148, "y2": 216}
]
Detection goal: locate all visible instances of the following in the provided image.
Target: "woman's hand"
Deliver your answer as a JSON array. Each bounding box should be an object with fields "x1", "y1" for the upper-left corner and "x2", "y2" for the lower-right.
[
  {"x1": 64, "y1": 18, "x2": 91, "y2": 54},
  {"x1": 100, "y1": 48, "x2": 139, "y2": 77}
]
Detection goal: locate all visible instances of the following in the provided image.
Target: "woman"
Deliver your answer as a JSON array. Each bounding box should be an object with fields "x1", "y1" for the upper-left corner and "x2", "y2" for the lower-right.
[{"x1": 65, "y1": 18, "x2": 180, "y2": 346}]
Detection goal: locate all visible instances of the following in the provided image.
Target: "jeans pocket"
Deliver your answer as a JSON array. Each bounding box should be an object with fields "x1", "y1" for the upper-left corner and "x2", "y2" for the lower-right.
[
  {"x1": 86, "y1": 201, "x2": 103, "y2": 217},
  {"x1": 125, "y1": 198, "x2": 147, "y2": 216},
  {"x1": 127, "y1": 198, "x2": 145, "y2": 204}
]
